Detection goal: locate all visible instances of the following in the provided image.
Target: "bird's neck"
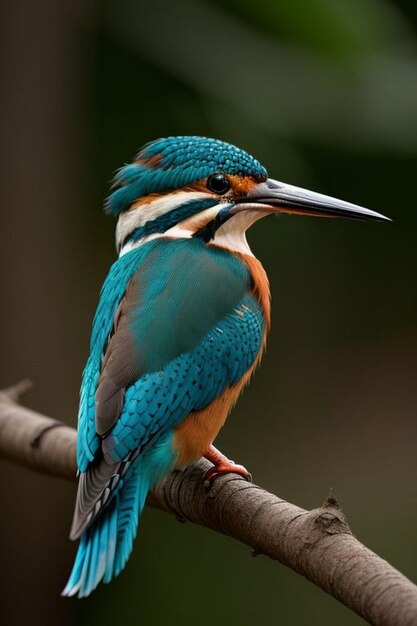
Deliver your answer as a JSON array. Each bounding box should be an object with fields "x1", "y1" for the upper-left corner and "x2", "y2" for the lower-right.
[
  {"x1": 207, "y1": 209, "x2": 259, "y2": 257},
  {"x1": 207, "y1": 209, "x2": 271, "y2": 330}
]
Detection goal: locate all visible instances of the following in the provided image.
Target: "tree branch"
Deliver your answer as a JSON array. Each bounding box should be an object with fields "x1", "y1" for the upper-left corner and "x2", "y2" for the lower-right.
[{"x1": 0, "y1": 381, "x2": 416, "y2": 625}]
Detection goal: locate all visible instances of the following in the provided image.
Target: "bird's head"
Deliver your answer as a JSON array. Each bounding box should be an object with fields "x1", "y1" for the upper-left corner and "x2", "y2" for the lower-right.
[{"x1": 107, "y1": 136, "x2": 389, "y2": 256}]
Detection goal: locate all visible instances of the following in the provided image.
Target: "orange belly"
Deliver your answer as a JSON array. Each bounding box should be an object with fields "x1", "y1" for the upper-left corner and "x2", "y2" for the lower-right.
[
  {"x1": 173, "y1": 253, "x2": 271, "y2": 468},
  {"x1": 172, "y1": 362, "x2": 255, "y2": 468},
  {"x1": 174, "y1": 376, "x2": 244, "y2": 468}
]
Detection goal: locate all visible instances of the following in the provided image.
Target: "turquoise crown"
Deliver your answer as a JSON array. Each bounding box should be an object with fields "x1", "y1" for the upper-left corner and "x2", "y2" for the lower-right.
[{"x1": 105, "y1": 136, "x2": 268, "y2": 217}]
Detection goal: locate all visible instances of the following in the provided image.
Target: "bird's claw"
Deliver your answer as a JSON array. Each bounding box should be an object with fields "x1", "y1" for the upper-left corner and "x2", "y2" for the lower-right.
[{"x1": 203, "y1": 462, "x2": 252, "y2": 491}]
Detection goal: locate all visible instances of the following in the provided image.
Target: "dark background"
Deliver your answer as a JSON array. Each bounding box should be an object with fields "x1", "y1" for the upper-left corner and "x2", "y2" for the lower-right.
[{"x1": 1, "y1": 1, "x2": 417, "y2": 624}]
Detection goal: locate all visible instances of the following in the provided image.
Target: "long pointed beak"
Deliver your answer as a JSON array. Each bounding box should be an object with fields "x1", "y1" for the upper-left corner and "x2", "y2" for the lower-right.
[{"x1": 234, "y1": 178, "x2": 390, "y2": 222}]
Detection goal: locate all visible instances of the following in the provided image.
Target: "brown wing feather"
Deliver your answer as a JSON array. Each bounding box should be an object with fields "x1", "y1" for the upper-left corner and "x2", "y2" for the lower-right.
[
  {"x1": 69, "y1": 456, "x2": 120, "y2": 539},
  {"x1": 70, "y1": 276, "x2": 143, "y2": 538},
  {"x1": 95, "y1": 276, "x2": 142, "y2": 436}
]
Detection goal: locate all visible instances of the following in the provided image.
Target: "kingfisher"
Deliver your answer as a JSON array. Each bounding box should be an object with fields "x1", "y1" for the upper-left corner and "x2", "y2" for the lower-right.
[{"x1": 63, "y1": 136, "x2": 388, "y2": 597}]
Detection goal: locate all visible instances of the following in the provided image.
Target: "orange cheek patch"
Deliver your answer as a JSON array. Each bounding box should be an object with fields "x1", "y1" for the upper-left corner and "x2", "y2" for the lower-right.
[
  {"x1": 228, "y1": 175, "x2": 259, "y2": 198},
  {"x1": 129, "y1": 192, "x2": 166, "y2": 210},
  {"x1": 128, "y1": 181, "x2": 211, "y2": 211}
]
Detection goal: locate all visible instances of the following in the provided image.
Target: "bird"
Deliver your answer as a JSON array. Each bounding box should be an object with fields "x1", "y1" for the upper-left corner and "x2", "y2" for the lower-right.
[{"x1": 63, "y1": 136, "x2": 389, "y2": 597}]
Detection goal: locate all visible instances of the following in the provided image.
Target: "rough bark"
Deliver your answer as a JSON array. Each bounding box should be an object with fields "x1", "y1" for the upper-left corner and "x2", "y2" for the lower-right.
[{"x1": 0, "y1": 381, "x2": 416, "y2": 626}]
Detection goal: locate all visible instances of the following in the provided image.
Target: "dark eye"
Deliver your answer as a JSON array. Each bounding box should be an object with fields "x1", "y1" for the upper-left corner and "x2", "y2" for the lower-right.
[{"x1": 207, "y1": 173, "x2": 231, "y2": 195}]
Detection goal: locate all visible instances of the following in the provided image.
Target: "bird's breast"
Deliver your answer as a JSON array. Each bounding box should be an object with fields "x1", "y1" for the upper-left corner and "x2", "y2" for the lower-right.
[
  {"x1": 172, "y1": 251, "x2": 271, "y2": 468},
  {"x1": 236, "y1": 252, "x2": 271, "y2": 334}
]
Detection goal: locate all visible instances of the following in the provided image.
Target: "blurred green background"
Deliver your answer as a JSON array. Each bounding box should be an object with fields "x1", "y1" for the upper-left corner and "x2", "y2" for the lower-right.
[{"x1": 1, "y1": 0, "x2": 417, "y2": 624}]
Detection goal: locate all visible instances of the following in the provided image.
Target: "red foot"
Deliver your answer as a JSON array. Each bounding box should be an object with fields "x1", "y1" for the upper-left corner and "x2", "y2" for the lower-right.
[{"x1": 203, "y1": 445, "x2": 252, "y2": 488}]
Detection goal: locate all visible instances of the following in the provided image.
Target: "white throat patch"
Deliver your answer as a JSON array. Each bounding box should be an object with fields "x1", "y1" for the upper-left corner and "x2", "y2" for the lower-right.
[{"x1": 211, "y1": 209, "x2": 266, "y2": 256}]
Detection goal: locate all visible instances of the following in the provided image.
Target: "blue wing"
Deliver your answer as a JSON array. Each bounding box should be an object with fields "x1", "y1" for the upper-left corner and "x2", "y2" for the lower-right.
[
  {"x1": 76, "y1": 242, "x2": 156, "y2": 471},
  {"x1": 102, "y1": 291, "x2": 264, "y2": 462}
]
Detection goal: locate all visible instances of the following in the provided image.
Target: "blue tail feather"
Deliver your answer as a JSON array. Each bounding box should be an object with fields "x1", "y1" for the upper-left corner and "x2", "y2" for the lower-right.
[
  {"x1": 114, "y1": 472, "x2": 149, "y2": 578},
  {"x1": 62, "y1": 465, "x2": 149, "y2": 598},
  {"x1": 63, "y1": 431, "x2": 175, "y2": 597},
  {"x1": 103, "y1": 502, "x2": 117, "y2": 583}
]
